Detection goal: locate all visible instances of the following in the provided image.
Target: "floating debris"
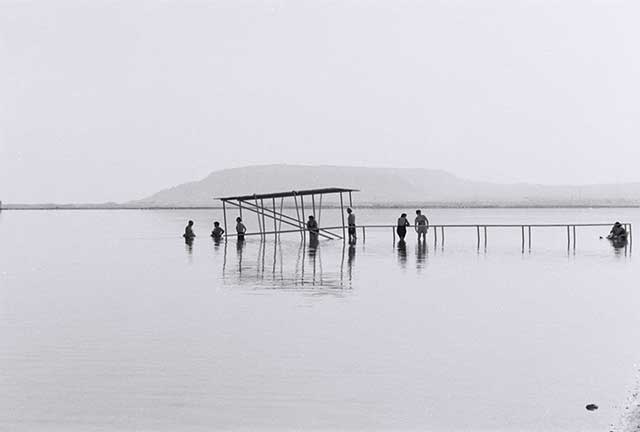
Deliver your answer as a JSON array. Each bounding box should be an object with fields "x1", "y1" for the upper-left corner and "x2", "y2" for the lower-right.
[{"x1": 586, "y1": 404, "x2": 599, "y2": 411}]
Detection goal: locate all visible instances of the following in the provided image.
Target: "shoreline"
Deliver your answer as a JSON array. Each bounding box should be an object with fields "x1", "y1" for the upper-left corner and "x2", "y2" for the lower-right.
[{"x1": 2, "y1": 204, "x2": 640, "y2": 210}]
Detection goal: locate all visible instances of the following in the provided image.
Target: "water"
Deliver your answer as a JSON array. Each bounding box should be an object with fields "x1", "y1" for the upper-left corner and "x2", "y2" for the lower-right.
[{"x1": 1, "y1": 208, "x2": 639, "y2": 431}]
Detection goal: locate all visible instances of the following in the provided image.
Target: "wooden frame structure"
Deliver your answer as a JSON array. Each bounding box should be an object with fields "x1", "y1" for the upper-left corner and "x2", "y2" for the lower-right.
[{"x1": 218, "y1": 187, "x2": 358, "y2": 241}]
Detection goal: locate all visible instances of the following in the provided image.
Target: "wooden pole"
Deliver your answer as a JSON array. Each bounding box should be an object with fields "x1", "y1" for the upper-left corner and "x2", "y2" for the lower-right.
[
  {"x1": 239, "y1": 200, "x2": 243, "y2": 219},
  {"x1": 278, "y1": 197, "x2": 284, "y2": 232},
  {"x1": 476, "y1": 225, "x2": 480, "y2": 248},
  {"x1": 261, "y1": 199, "x2": 267, "y2": 240},
  {"x1": 362, "y1": 226, "x2": 366, "y2": 242},
  {"x1": 294, "y1": 194, "x2": 303, "y2": 240},
  {"x1": 573, "y1": 225, "x2": 576, "y2": 249},
  {"x1": 483, "y1": 226, "x2": 487, "y2": 248},
  {"x1": 434, "y1": 224, "x2": 438, "y2": 246},
  {"x1": 521, "y1": 226, "x2": 525, "y2": 251},
  {"x1": 567, "y1": 226, "x2": 570, "y2": 249},
  {"x1": 222, "y1": 200, "x2": 228, "y2": 240},
  {"x1": 442, "y1": 226, "x2": 445, "y2": 246},
  {"x1": 272, "y1": 198, "x2": 278, "y2": 239},
  {"x1": 528, "y1": 226, "x2": 531, "y2": 249},
  {"x1": 339, "y1": 192, "x2": 346, "y2": 241},
  {"x1": 392, "y1": 226, "x2": 396, "y2": 243},
  {"x1": 318, "y1": 194, "x2": 323, "y2": 225},
  {"x1": 300, "y1": 195, "x2": 306, "y2": 240},
  {"x1": 255, "y1": 197, "x2": 262, "y2": 238},
  {"x1": 348, "y1": 191, "x2": 353, "y2": 208},
  {"x1": 311, "y1": 194, "x2": 316, "y2": 217}
]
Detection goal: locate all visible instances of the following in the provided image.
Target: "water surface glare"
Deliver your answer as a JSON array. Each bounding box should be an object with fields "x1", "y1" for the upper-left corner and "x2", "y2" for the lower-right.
[{"x1": 1, "y1": 208, "x2": 639, "y2": 431}]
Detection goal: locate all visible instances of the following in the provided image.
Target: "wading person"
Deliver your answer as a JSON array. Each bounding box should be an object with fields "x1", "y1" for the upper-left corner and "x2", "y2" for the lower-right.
[
  {"x1": 347, "y1": 207, "x2": 357, "y2": 244},
  {"x1": 183, "y1": 220, "x2": 195, "y2": 240},
  {"x1": 415, "y1": 209, "x2": 429, "y2": 242},
  {"x1": 211, "y1": 221, "x2": 224, "y2": 239},
  {"x1": 236, "y1": 217, "x2": 246, "y2": 241},
  {"x1": 307, "y1": 215, "x2": 319, "y2": 239},
  {"x1": 396, "y1": 213, "x2": 410, "y2": 240}
]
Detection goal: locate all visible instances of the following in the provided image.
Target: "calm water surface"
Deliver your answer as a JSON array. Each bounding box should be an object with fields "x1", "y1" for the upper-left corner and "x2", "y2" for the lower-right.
[{"x1": 1, "y1": 208, "x2": 639, "y2": 431}]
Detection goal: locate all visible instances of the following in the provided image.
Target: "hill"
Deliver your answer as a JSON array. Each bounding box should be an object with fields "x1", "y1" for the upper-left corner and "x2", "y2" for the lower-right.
[{"x1": 128, "y1": 165, "x2": 640, "y2": 208}]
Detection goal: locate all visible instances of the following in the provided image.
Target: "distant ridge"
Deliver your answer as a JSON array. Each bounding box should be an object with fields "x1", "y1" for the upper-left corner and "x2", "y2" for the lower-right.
[{"x1": 127, "y1": 164, "x2": 640, "y2": 208}]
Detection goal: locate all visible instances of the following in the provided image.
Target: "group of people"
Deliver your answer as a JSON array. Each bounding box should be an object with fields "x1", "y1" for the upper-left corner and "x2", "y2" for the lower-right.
[
  {"x1": 396, "y1": 209, "x2": 430, "y2": 242},
  {"x1": 182, "y1": 217, "x2": 248, "y2": 242},
  {"x1": 183, "y1": 207, "x2": 431, "y2": 243}
]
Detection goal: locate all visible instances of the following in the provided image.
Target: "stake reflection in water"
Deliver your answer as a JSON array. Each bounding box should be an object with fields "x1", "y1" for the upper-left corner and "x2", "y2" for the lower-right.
[{"x1": 221, "y1": 238, "x2": 356, "y2": 289}]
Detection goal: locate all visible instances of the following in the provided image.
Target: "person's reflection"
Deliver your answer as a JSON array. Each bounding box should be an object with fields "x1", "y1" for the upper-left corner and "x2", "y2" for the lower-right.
[
  {"x1": 396, "y1": 239, "x2": 407, "y2": 268},
  {"x1": 184, "y1": 236, "x2": 194, "y2": 254},
  {"x1": 307, "y1": 237, "x2": 319, "y2": 284},
  {"x1": 212, "y1": 236, "x2": 222, "y2": 251},
  {"x1": 416, "y1": 240, "x2": 427, "y2": 269},
  {"x1": 236, "y1": 237, "x2": 245, "y2": 273},
  {"x1": 347, "y1": 243, "x2": 356, "y2": 281},
  {"x1": 610, "y1": 237, "x2": 628, "y2": 257}
]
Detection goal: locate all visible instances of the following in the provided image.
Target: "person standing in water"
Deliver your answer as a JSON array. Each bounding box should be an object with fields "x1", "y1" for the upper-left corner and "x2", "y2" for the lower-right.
[
  {"x1": 347, "y1": 207, "x2": 357, "y2": 244},
  {"x1": 415, "y1": 209, "x2": 429, "y2": 242},
  {"x1": 183, "y1": 220, "x2": 196, "y2": 239},
  {"x1": 236, "y1": 217, "x2": 247, "y2": 240},
  {"x1": 396, "y1": 213, "x2": 410, "y2": 240},
  {"x1": 211, "y1": 221, "x2": 224, "y2": 239},
  {"x1": 307, "y1": 215, "x2": 319, "y2": 239}
]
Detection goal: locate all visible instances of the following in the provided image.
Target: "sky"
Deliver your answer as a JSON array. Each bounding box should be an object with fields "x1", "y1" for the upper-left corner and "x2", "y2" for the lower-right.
[{"x1": 1, "y1": 0, "x2": 639, "y2": 203}]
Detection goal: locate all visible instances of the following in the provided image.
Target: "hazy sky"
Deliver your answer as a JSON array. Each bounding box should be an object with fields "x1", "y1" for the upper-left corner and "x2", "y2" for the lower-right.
[{"x1": 1, "y1": 0, "x2": 639, "y2": 203}]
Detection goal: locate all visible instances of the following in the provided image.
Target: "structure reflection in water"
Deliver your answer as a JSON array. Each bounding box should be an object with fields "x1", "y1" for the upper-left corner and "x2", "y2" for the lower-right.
[{"x1": 220, "y1": 238, "x2": 357, "y2": 290}]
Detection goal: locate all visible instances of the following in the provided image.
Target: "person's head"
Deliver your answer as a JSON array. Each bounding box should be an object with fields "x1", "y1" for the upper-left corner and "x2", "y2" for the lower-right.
[
  {"x1": 236, "y1": 217, "x2": 242, "y2": 223},
  {"x1": 188, "y1": 220, "x2": 194, "y2": 226},
  {"x1": 416, "y1": 209, "x2": 421, "y2": 215},
  {"x1": 214, "y1": 221, "x2": 220, "y2": 227},
  {"x1": 347, "y1": 208, "x2": 352, "y2": 214},
  {"x1": 308, "y1": 215, "x2": 315, "y2": 220},
  {"x1": 401, "y1": 213, "x2": 407, "y2": 218}
]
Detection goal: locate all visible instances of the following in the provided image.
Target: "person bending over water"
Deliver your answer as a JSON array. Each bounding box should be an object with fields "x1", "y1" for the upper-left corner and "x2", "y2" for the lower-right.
[
  {"x1": 608, "y1": 221, "x2": 627, "y2": 239},
  {"x1": 236, "y1": 217, "x2": 247, "y2": 240},
  {"x1": 415, "y1": 209, "x2": 429, "y2": 242},
  {"x1": 397, "y1": 213, "x2": 410, "y2": 240},
  {"x1": 183, "y1": 220, "x2": 195, "y2": 239},
  {"x1": 211, "y1": 221, "x2": 224, "y2": 239}
]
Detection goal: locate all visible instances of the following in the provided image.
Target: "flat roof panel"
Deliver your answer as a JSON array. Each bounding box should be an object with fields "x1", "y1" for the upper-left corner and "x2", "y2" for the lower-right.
[{"x1": 218, "y1": 187, "x2": 358, "y2": 201}]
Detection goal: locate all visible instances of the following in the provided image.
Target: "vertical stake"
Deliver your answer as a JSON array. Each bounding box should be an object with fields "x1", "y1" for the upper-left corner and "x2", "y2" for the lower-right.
[
  {"x1": 261, "y1": 199, "x2": 267, "y2": 240},
  {"x1": 300, "y1": 195, "x2": 306, "y2": 240},
  {"x1": 311, "y1": 194, "x2": 316, "y2": 218},
  {"x1": 222, "y1": 200, "x2": 227, "y2": 240},
  {"x1": 278, "y1": 197, "x2": 284, "y2": 233},
  {"x1": 339, "y1": 192, "x2": 346, "y2": 241},
  {"x1": 484, "y1": 226, "x2": 487, "y2": 249},
  {"x1": 294, "y1": 193, "x2": 303, "y2": 240},
  {"x1": 254, "y1": 197, "x2": 262, "y2": 239},
  {"x1": 477, "y1": 225, "x2": 480, "y2": 249},
  {"x1": 272, "y1": 198, "x2": 278, "y2": 239}
]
